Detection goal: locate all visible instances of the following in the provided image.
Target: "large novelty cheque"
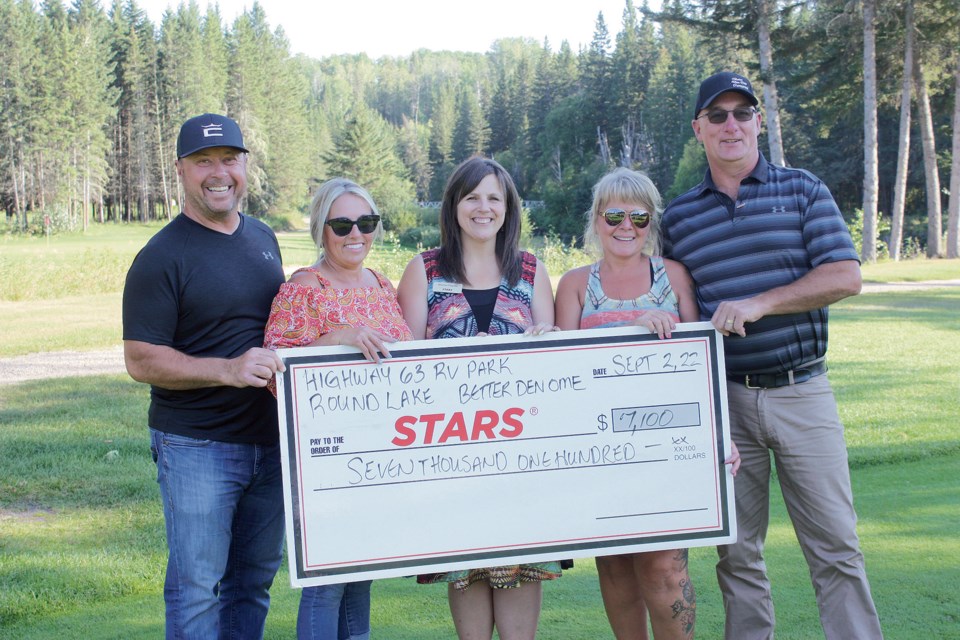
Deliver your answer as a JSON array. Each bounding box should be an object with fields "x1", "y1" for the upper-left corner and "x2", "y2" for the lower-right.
[{"x1": 275, "y1": 321, "x2": 736, "y2": 588}]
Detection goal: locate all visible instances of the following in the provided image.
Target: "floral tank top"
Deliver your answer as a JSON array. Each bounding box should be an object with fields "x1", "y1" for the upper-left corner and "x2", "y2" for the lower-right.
[
  {"x1": 423, "y1": 248, "x2": 537, "y2": 339},
  {"x1": 580, "y1": 256, "x2": 679, "y2": 329}
]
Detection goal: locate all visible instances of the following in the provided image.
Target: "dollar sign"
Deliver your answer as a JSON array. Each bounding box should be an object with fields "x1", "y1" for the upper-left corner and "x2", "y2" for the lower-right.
[{"x1": 597, "y1": 414, "x2": 608, "y2": 431}]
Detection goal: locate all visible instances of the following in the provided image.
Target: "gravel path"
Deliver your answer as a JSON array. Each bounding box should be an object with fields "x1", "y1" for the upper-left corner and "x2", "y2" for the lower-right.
[
  {"x1": 0, "y1": 345, "x2": 126, "y2": 386},
  {"x1": 1, "y1": 280, "x2": 956, "y2": 386}
]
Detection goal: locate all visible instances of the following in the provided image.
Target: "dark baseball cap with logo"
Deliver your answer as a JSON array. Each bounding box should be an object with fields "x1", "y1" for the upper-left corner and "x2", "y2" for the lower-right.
[
  {"x1": 176, "y1": 113, "x2": 249, "y2": 159},
  {"x1": 694, "y1": 72, "x2": 759, "y2": 118}
]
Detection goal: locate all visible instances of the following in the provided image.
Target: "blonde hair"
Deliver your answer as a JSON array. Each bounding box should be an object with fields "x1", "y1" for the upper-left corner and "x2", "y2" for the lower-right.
[
  {"x1": 309, "y1": 178, "x2": 383, "y2": 256},
  {"x1": 582, "y1": 167, "x2": 662, "y2": 257}
]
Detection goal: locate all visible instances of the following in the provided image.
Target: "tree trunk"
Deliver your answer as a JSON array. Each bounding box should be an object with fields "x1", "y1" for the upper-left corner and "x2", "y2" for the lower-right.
[
  {"x1": 914, "y1": 54, "x2": 942, "y2": 257},
  {"x1": 154, "y1": 74, "x2": 173, "y2": 221},
  {"x1": 889, "y1": 0, "x2": 914, "y2": 261},
  {"x1": 861, "y1": 0, "x2": 879, "y2": 262},
  {"x1": 947, "y1": 52, "x2": 960, "y2": 259},
  {"x1": 757, "y1": 0, "x2": 785, "y2": 166},
  {"x1": 8, "y1": 141, "x2": 24, "y2": 230}
]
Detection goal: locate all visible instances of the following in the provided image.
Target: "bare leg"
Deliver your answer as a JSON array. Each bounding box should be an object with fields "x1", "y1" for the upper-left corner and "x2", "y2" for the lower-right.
[
  {"x1": 635, "y1": 549, "x2": 695, "y2": 640},
  {"x1": 492, "y1": 582, "x2": 543, "y2": 640},
  {"x1": 596, "y1": 554, "x2": 650, "y2": 640},
  {"x1": 448, "y1": 582, "x2": 494, "y2": 640}
]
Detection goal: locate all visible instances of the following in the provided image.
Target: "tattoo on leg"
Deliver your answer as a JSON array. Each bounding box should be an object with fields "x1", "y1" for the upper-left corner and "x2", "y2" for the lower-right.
[
  {"x1": 670, "y1": 577, "x2": 696, "y2": 638},
  {"x1": 673, "y1": 548, "x2": 690, "y2": 572}
]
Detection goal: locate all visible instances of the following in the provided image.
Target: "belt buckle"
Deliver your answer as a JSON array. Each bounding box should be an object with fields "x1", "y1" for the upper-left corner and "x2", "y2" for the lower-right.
[{"x1": 744, "y1": 374, "x2": 762, "y2": 390}]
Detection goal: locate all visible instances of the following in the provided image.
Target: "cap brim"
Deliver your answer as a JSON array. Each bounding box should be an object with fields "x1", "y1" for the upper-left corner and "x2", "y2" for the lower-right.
[{"x1": 178, "y1": 143, "x2": 249, "y2": 159}]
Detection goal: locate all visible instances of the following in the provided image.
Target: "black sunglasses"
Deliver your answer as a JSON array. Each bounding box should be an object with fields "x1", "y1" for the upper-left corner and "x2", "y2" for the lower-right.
[
  {"x1": 601, "y1": 209, "x2": 651, "y2": 229},
  {"x1": 697, "y1": 106, "x2": 758, "y2": 125},
  {"x1": 325, "y1": 214, "x2": 380, "y2": 236}
]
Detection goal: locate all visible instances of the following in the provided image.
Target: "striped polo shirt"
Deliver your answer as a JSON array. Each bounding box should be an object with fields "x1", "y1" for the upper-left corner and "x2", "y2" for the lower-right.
[{"x1": 661, "y1": 154, "x2": 859, "y2": 376}]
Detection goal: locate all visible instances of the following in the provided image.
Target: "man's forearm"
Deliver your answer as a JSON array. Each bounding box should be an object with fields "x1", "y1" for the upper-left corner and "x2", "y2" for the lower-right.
[{"x1": 751, "y1": 260, "x2": 861, "y2": 317}]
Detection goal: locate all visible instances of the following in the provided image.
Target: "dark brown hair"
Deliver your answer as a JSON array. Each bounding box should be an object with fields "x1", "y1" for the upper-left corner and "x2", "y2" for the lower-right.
[{"x1": 436, "y1": 156, "x2": 523, "y2": 286}]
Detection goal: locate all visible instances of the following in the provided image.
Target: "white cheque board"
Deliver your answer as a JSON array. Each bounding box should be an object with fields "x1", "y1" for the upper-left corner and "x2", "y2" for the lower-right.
[{"x1": 276, "y1": 322, "x2": 736, "y2": 588}]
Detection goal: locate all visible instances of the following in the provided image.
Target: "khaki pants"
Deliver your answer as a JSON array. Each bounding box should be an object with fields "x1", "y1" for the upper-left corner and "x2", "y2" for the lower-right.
[{"x1": 718, "y1": 374, "x2": 883, "y2": 640}]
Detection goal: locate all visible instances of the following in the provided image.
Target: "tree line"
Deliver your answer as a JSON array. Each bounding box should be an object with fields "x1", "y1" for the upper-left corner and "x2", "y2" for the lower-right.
[{"x1": 1, "y1": 0, "x2": 958, "y2": 259}]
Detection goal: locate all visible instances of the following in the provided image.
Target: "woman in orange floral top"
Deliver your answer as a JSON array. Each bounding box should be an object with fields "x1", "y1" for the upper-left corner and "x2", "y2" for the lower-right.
[{"x1": 263, "y1": 177, "x2": 411, "y2": 640}]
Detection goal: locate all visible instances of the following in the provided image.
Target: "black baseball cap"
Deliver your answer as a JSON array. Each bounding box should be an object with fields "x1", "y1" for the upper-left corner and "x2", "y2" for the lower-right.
[
  {"x1": 694, "y1": 72, "x2": 759, "y2": 118},
  {"x1": 176, "y1": 113, "x2": 249, "y2": 159}
]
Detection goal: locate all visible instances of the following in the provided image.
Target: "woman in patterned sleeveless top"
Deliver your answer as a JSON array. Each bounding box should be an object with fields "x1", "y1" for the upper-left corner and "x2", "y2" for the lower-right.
[
  {"x1": 556, "y1": 168, "x2": 739, "y2": 640},
  {"x1": 397, "y1": 157, "x2": 558, "y2": 640},
  {"x1": 264, "y1": 178, "x2": 412, "y2": 640}
]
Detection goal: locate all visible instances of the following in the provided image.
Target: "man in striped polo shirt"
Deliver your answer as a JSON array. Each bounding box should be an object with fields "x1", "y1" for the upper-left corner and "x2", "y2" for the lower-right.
[{"x1": 661, "y1": 72, "x2": 883, "y2": 639}]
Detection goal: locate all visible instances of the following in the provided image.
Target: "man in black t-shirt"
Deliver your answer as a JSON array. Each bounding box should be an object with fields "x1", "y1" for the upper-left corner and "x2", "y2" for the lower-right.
[{"x1": 123, "y1": 113, "x2": 286, "y2": 639}]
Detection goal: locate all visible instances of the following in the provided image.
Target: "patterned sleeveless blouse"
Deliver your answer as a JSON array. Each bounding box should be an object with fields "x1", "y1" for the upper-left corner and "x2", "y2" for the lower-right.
[
  {"x1": 580, "y1": 256, "x2": 679, "y2": 329},
  {"x1": 423, "y1": 248, "x2": 538, "y2": 339},
  {"x1": 417, "y1": 248, "x2": 562, "y2": 590},
  {"x1": 263, "y1": 267, "x2": 413, "y2": 350}
]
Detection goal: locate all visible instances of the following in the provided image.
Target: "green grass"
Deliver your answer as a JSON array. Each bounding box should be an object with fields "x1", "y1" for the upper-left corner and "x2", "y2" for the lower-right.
[
  {"x1": 860, "y1": 258, "x2": 960, "y2": 283},
  {"x1": 2, "y1": 284, "x2": 959, "y2": 637},
  {"x1": 0, "y1": 223, "x2": 163, "y2": 302},
  {"x1": 0, "y1": 294, "x2": 122, "y2": 357},
  {"x1": 830, "y1": 290, "x2": 960, "y2": 465},
  {"x1": 0, "y1": 223, "x2": 955, "y2": 358}
]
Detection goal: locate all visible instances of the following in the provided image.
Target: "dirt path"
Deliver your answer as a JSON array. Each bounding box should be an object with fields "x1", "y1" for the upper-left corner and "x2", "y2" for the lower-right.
[{"x1": 1, "y1": 280, "x2": 957, "y2": 386}]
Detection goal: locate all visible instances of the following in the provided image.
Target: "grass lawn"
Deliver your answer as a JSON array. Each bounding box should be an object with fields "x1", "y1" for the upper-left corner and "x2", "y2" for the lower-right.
[
  {"x1": 0, "y1": 222, "x2": 957, "y2": 358},
  {"x1": 1, "y1": 368, "x2": 955, "y2": 638},
  {"x1": 2, "y1": 285, "x2": 959, "y2": 636}
]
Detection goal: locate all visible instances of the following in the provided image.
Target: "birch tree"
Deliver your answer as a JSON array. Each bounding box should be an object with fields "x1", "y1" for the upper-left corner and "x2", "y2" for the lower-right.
[
  {"x1": 888, "y1": 0, "x2": 914, "y2": 261},
  {"x1": 947, "y1": 53, "x2": 960, "y2": 259},
  {"x1": 860, "y1": 0, "x2": 878, "y2": 262},
  {"x1": 914, "y1": 51, "x2": 942, "y2": 257},
  {"x1": 757, "y1": 0, "x2": 785, "y2": 165}
]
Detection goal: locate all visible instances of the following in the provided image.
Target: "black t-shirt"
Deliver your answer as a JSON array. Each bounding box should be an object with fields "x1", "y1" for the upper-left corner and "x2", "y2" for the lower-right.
[{"x1": 122, "y1": 213, "x2": 285, "y2": 443}]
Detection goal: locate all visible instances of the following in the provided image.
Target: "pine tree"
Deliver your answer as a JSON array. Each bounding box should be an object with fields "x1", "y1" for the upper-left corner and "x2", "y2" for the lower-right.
[
  {"x1": 227, "y1": 2, "x2": 310, "y2": 220},
  {"x1": 323, "y1": 106, "x2": 416, "y2": 231},
  {"x1": 452, "y1": 82, "x2": 490, "y2": 162},
  {"x1": 110, "y1": 0, "x2": 161, "y2": 222},
  {"x1": 645, "y1": 10, "x2": 704, "y2": 194},
  {"x1": 0, "y1": 0, "x2": 43, "y2": 228},
  {"x1": 581, "y1": 12, "x2": 614, "y2": 151}
]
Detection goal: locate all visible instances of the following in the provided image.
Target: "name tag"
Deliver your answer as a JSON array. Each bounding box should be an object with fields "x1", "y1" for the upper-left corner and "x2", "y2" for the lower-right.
[{"x1": 434, "y1": 282, "x2": 463, "y2": 294}]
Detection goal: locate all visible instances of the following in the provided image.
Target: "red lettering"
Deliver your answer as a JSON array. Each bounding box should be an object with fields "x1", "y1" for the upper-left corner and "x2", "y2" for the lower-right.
[
  {"x1": 500, "y1": 407, "x2": 524, "y2": 438},
  {"x1": 392, "y1": 415, "x2": 417, "y2": 447},
  {"x1": 394, "y1": 408, "x2": 525, "y2": 446},
  {"x1": 438, "y1": 412, "x2": 468, "y2": 443},
  {"x1": 471, "y1": 409, "x2": 500, "y2": 441},
  {"x1": 419, "y1": 413, "x2": 445, "y2": 445}
]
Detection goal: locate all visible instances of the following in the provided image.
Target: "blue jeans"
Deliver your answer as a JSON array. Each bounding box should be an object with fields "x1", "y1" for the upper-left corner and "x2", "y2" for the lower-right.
[
  {"x1": 297, "y1": 581, "x2": 372, "y2": 640},
  {"x1": 150, "y1": 428, "x2": 286, "y2": 640}
]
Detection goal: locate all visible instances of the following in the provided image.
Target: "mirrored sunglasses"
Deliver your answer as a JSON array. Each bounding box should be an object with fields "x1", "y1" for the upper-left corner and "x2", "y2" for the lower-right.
[
  {"x1": 325, "y1": 214, "x2": 380, "y2": 236},
  {"x1": 601, "y1": 209, "x2": 651, "y2": 229}
]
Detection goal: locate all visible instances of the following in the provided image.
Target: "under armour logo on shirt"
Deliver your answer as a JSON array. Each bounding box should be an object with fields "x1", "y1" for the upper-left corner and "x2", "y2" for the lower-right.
[
  {"x1": 202, "y1": 124, "x2": 224, "y2": 138},
  {"x1": 262, "y1": 251, "x2": 276, "y2": 261},
  {"x1": 772, "y1": 206, "x2": 787, "y2": 214}
]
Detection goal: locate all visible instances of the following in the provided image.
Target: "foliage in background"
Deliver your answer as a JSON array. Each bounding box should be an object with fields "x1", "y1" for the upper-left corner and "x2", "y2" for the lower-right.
[{"x1": 1, "y1": 0, "x2": 957, "y2": 254}]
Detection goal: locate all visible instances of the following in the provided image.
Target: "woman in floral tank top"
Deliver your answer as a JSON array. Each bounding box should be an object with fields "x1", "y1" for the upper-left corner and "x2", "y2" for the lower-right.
[
  {"x1": 556, "y1": 168, "x2": 739, "y2": 640},
  {"x1": 397, "y1": 157, "x2": 559, "y2": 640},
  {"x1": 264, "y1": 178, "x2": 411, "y2": 640}
]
